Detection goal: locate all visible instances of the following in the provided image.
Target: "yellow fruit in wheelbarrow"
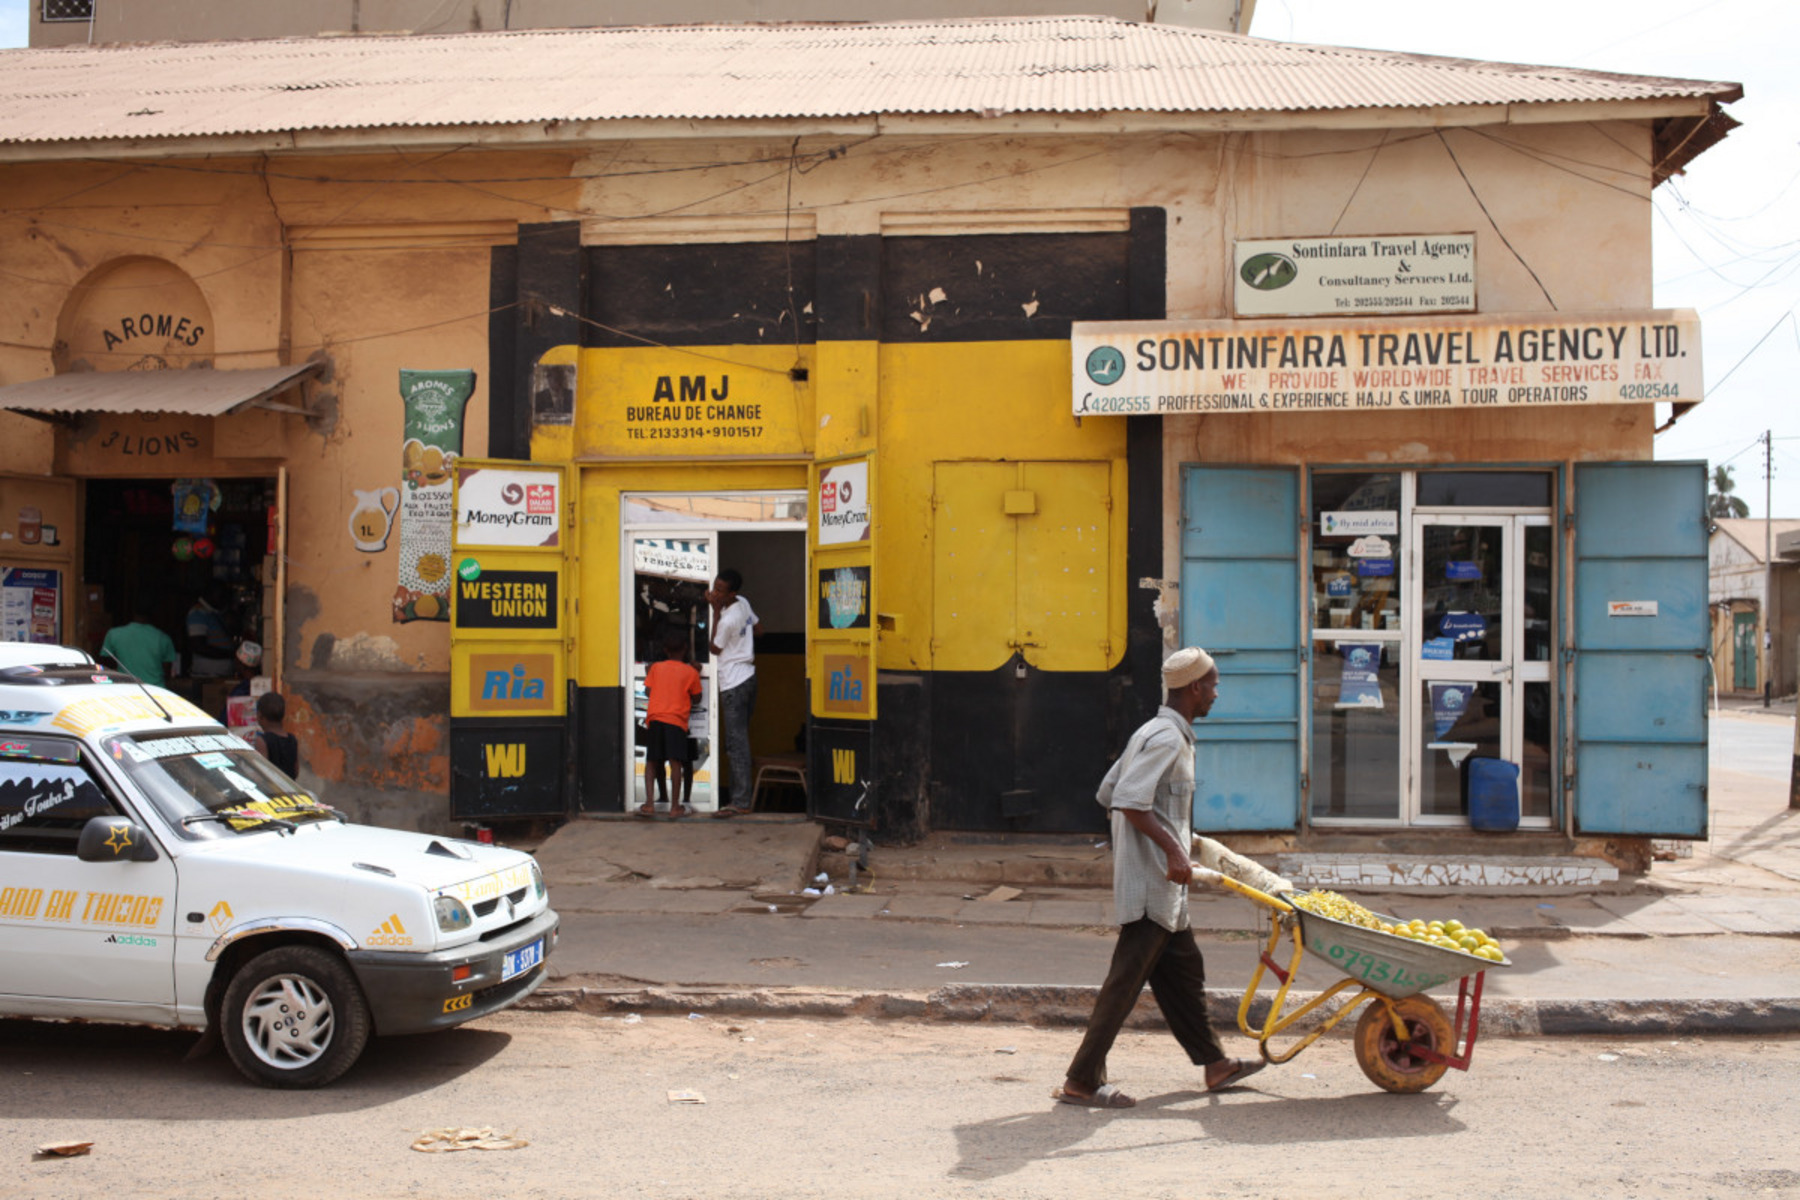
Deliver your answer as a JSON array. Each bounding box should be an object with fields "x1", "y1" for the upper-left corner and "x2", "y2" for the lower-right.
[{"x1": 1444, "y1": 919, "x2": 1465, "y2": 935}]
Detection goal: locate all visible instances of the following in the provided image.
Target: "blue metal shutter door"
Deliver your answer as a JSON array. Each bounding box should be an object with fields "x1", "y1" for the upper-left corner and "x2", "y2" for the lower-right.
[
  {"x1": 1179, "y1": 466, "x2": 1301, "y2": 831},
  {"x1": 1573, "y1": 461, "x2": 1709, "y2": 836}
]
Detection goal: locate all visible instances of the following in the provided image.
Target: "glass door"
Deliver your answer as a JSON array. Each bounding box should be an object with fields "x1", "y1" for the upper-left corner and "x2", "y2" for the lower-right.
[
  {"x1": 1407, "y1": 514, "x2": 1554, "y2": 826},
  {"x1": 625, "y1": 531, "x2": 717, "y2": 813}
]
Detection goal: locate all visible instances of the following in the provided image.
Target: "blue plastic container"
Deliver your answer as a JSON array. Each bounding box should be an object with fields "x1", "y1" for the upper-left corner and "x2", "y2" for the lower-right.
[{"x1": 1465, "y1": 757, "x2": 1521, "y2": 832}]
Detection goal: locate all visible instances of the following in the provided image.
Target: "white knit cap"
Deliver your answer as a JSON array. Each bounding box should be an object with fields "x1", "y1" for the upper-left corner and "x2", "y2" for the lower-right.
[{"x1": 1162, "y1": 646, "x2": 1216, "y2": 690}]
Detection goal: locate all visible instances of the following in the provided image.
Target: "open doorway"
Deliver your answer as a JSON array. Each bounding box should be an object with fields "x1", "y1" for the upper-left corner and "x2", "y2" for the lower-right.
[
  {"x1": 620, "y1": 492, "x2": 807, "y2": 815},
  {"x1": 83, "y1": 476, "x2": 276, "y2": 722}
]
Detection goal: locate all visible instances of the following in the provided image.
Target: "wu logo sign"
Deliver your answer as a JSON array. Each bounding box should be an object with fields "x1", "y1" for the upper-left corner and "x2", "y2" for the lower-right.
[
  {"x1": 485, "y1": 743, "x2": 527, "y2": 778},
  {"x1": 832, "y1": 748, "x2": 857, "y2": 785}
]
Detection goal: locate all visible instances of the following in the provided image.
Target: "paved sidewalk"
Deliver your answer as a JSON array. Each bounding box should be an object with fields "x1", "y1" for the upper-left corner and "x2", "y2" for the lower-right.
[{"x1": 524, "y1": 710, "x2": 1800, "y2": 1035}]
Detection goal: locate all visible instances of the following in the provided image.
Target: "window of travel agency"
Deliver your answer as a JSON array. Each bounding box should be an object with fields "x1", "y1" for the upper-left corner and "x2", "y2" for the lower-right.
[{"x1": 1308, "y1": 469, "x2": 1557, "y2": 829}]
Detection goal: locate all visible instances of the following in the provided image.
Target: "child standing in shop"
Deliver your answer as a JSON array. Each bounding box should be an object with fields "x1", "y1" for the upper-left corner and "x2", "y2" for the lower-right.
[{"x1": 639, "y1": 627, "x2": 702, "y2": 819}]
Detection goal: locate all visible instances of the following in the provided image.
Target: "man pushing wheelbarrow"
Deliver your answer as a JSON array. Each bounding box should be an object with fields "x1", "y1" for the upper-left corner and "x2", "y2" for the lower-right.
[
  {"x1": 1053, "y1": 646, "x2": 1274, "y2": 1109},
  {"x1": 1055, "y1": 647, "x2": 1509, "y2": 1107}
]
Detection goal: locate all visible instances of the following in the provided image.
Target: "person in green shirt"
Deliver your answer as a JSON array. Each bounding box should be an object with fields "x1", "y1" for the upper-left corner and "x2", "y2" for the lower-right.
[{"x1": 101, "y1": 608, "x2": 180, "y2": 688}]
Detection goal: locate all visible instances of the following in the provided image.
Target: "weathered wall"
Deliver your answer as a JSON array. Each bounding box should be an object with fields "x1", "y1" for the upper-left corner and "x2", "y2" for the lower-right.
[
  {"x1": 0, "y1": 151, "x2": 583, "y2": 826},
  {"x1": 0, "y1": 114, "x2": 1671, "y2": 830}
]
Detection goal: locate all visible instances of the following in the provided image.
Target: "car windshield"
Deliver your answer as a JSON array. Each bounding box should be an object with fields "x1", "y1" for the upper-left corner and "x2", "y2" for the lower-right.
[{"x1": 103, "y1": 729, "x2": 333, "y2": 837}]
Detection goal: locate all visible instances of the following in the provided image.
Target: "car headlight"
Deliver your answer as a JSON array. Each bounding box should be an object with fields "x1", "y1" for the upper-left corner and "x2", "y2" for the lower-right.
[
  {"x1": 530, "y1": 861, "x2": 546, "y2": 899},
  {"x1": 434, "y1": 894, "x2": 473, "y2": 933}
]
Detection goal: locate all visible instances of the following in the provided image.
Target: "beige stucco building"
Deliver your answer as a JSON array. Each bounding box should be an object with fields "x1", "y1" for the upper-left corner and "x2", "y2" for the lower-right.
[{"x1": 0, "y1": 18, "x2": 1740, "y2": 865}]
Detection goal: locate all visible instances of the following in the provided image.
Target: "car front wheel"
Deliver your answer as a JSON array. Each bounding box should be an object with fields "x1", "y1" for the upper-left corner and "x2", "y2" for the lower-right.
[{"x1": 220, "y1": 945, "x2": 372, "y2": 1089}]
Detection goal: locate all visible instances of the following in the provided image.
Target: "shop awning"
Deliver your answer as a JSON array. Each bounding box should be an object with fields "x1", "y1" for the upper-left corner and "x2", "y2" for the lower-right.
[{"x1": 0, "y1": 362, "x2": 321, "y2": 418}]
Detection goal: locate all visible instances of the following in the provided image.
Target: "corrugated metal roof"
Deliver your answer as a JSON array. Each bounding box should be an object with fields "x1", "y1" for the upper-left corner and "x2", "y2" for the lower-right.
[
  {"x1": 1714, "y1": 518, "x2": 1800, "y2": 563},
  {"x1": 0, "y1": 363, "x2": 320, "y2": 416},
  {"x1": 0, "y1": 18, "x2": 1741, "y2": 147}
]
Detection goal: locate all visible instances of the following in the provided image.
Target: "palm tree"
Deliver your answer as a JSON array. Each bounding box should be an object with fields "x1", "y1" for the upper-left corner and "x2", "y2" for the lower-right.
[{"x1": 1709, "y1": 464, "x2": 1750, "y2": 519}]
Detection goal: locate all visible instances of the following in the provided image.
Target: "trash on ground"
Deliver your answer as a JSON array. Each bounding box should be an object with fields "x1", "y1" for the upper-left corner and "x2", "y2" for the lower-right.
[
  {"x1": 667, "y1": 1090, "x2": 706, "y2": 1104},
  {"x1": 978, "y1": 885, "x2": 1023, "y2": 903},
  {"x1": 822, "y1": 884, "x2": 835, "y2": 895},
  {"x1": 741, "y1": 1036, "x2": 756, "y2": 1042},
  {"x1": 937, "y1": 961, "x2": 970, "y2": 969},
  {"x1": 687, "y1": 1013, "x2": 704, "y2": 1020},
  {"x1": 802, "y1": 887, "x2": 822, "y2": 896},
  {"x1": 623, "y1": 1013, "x2": 643, "y2": 1025},
  {"x1": 814, "y1": 872, "x2": 830, "y2": 885},
  {"x1": 1597, "y1": 1053, "x2": 1619, "y2": 1062},
  {"x1": 35, "y1": 1142, "x2": 93, "y2": 1159},
  {"x1": 411, "y1": 1128, "x2": 530, "y2": 1153},
  {"x1": 995, "y1": 1046, "x2": 1017, "y2": 1055}
]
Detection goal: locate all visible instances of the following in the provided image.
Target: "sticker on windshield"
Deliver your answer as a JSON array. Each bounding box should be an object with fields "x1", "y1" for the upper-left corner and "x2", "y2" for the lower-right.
[
  {"x1": 226, "y1": 792, "x2": 331, "y2": 829},
  {"x1": 195, "y1": 752, "x2": 232, "y2": 770},
  {"x1": 218, "y1": 769, "x2": 269, "y2": 803}
]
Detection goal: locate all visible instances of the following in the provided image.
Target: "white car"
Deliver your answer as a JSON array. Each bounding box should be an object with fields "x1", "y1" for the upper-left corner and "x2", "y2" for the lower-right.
[{"x1": 0, "y1": 646, "x2": 558, "y2": 1087}]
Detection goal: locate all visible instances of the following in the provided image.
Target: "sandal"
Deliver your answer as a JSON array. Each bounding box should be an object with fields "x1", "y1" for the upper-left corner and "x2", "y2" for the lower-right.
[
  {"x1": 1205, "y1": 1058, "x2": 1266, "y2": 1092},
  {"x1": 1052, "y1": 1084, "x2": 1136, "y2": 1109}
]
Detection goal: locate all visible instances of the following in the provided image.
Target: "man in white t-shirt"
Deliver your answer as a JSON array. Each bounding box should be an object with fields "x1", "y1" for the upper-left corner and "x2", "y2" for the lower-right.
[{"x1": 707, "y1": 568, "x2": 759, "y2": 816}]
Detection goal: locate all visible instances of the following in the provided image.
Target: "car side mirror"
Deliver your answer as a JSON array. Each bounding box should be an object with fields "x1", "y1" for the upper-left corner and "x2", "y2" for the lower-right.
[{"x1": 76, "y1": 816, "x2": 159, "y2": 863}]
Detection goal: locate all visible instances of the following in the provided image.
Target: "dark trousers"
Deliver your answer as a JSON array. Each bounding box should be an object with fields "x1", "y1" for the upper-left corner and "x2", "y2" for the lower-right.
[{"x1": 1065, "y1": 918, "x2": 1226, "y2": 1091}]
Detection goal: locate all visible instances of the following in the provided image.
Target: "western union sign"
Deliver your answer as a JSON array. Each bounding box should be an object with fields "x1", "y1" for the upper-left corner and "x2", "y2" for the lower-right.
[{"x1": 1071, "y1": 310, "x2": 1702, "y2": 416}]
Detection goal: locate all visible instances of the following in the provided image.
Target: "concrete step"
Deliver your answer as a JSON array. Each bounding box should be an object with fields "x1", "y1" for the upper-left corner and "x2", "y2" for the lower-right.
[{"x1": 1278, "y1": 852, "x2": 1620, "y2": 892}]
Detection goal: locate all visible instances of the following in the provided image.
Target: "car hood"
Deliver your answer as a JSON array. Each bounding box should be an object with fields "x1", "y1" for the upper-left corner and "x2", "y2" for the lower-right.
[{"x1": 187, "y1": 821, "x2": 536, "y2": 895}]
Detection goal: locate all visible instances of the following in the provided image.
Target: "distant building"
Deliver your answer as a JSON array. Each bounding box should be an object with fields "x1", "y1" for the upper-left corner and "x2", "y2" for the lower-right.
[{"x1": 1709, "y1": 519, "x2": 1800, "y2": 698}]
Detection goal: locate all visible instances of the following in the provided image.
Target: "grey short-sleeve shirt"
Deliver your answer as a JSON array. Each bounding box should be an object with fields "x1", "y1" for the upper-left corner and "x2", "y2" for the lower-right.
[{"x1": 1096, "y1": 705, "x2": 1197, "y2": 932}]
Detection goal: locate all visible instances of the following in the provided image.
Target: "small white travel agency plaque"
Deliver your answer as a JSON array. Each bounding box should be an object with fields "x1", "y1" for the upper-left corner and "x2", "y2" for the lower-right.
[{"x1": 1234, "y1": 234, "x2": 1476, "y2": 318}]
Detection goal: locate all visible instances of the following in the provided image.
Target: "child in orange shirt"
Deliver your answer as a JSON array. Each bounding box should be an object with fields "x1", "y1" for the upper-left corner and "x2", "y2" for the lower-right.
[{"x1": 639, "y1": 627, "x2": 703, "y2": 819}]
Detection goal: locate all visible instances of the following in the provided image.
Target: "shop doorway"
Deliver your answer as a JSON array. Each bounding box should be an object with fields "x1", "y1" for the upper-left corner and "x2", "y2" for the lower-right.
[
  {"x1": 620, "y1": 492, "x2": 807, "y2": 814},
  {"x1": 1732, "y1": 610, "x2": 1759, "y2": 691},
  {"x1": 1307, "y1": 470, "x2": 1556, "y2": 830},
  {"x1": 82, "y1": 476, "x2": 278, "y2": 721},
  {"x1": 1406, "y1": 513, "x2": 1554, "y2": 826}
]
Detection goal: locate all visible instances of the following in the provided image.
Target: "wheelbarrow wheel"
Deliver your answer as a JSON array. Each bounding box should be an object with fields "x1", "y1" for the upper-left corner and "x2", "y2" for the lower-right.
[{"x1": 1354, "y1": 996, "x2": 1452, "y2": 1094}]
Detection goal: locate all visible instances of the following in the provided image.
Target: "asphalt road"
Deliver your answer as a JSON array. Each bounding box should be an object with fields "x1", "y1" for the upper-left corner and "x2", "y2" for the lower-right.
[
  {"x1": 7, "y1": 1013, "x2": 1798, "y2": 1199},
  {"x1": 1713, "y1": 709, "x2": 1795, "y2": 782}
]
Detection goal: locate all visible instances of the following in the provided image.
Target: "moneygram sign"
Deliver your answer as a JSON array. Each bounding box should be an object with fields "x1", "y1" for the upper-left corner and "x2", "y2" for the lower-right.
[
  {"x1": 455, "y1": 467, "x2": 561, "y2": 548},
  {"x1": 1071, "y1": 310, "x2": 1702, "y2": 417},
  {"x1": 817, "y1": 460, "x2": 870, "y2": 546}
]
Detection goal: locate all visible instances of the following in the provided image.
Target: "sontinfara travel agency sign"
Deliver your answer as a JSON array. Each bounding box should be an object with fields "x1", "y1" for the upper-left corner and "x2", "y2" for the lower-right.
[
  {"x1": 1071, "y1": 310, "x2": 1702, "y2": 417},
  {"x1": 1234, "y1": 234, "x2": 1476, "y2": 318}
]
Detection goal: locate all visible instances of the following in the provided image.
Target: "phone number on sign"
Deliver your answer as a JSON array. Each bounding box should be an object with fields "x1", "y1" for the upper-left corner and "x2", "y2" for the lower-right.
[{"x1": 641, "y1": 425, "x2": 765, "y2": 441}]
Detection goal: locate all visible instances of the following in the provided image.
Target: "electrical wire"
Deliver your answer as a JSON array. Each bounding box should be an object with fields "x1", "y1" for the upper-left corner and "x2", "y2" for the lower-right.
[
  {"x1": 1327, "y1": 131, "x2": 1384, "y2": 236},
  {"x1": 1435, "y1": 131, "x2": 1557, "y2": 309},
  {"x1": 537, "y1": 301, "x2": 798, "y2": 378},
  {"x1": 1705, "y1": 308, "x2": 1798, "y2": 396}
]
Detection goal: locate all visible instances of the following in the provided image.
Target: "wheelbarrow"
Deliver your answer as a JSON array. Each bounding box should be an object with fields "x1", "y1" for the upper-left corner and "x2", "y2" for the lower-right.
[{"x1": 1191, "y1": 839, "x2": 1510, "y2": 1094}]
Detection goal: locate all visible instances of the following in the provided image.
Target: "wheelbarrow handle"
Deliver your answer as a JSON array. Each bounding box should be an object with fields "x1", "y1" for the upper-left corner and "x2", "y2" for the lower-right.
[{"x1": 1190, "y1": 866, "x2": 1295, "y2": 913}]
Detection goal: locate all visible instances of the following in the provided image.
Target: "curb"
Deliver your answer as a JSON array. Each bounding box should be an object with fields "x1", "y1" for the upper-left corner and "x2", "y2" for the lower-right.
[{"x1": 522, "y1": 982, "x2": 1800, "y2": 1037}]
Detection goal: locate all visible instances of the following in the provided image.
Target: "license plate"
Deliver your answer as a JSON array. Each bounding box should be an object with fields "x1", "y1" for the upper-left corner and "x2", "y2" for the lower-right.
[{"x1": 502, "y1": 937, "x2": 544, "y2": 981}]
